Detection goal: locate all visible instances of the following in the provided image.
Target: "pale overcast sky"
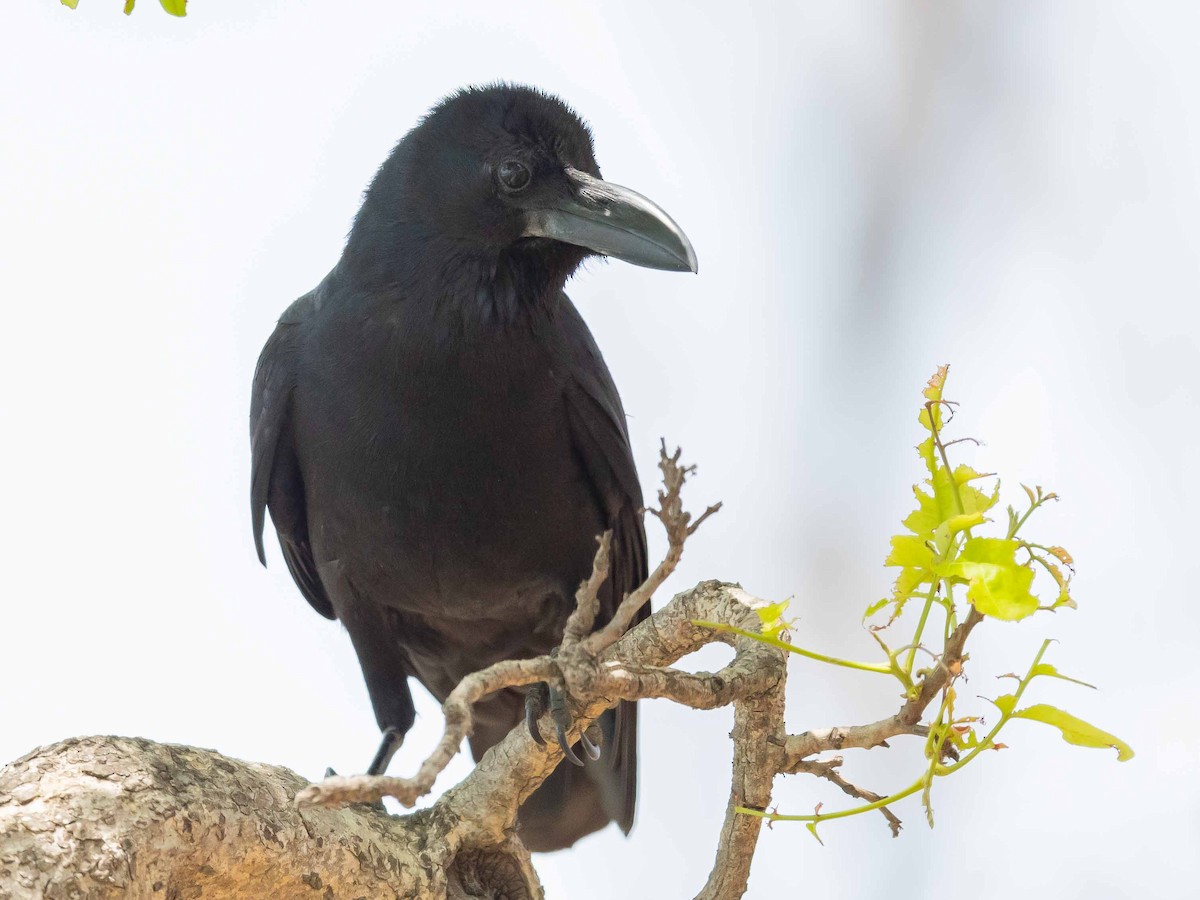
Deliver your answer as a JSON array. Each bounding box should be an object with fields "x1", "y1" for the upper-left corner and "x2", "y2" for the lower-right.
[{"x1": 2, "y1": 2, "x2": 1196, "y2": 897}]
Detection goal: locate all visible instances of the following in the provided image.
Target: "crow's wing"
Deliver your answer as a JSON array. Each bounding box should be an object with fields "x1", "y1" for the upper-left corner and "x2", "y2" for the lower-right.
[
  {"x1": 250, "y1": 296, "x2": 335, "y2": 620},
  {"x1": 556, "y1": 295, "x2": 650, "y2": 835}
]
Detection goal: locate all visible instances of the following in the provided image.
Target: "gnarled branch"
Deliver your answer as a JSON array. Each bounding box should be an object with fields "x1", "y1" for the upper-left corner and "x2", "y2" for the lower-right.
[{"x1": 1, "y1": 447, "x2": 994, "y2": 899}]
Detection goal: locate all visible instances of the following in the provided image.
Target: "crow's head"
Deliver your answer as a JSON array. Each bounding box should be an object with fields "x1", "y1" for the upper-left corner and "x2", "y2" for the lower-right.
[{"x1": 354, "y1": 84, "x2": 697, "y2": 277}]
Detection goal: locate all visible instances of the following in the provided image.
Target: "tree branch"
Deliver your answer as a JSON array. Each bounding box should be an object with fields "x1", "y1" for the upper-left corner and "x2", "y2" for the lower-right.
[
  {"x1": 0, "y1": 736, "x2": 540, "y2": 900},
  {"x1": 1, "y1": 447, "x2": 995, "y2": 899}
]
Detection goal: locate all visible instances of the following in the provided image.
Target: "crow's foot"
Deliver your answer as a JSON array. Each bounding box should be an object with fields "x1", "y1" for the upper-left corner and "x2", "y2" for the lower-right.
[
  {"x1": 549, "y1": 683, "x2": 586, "y2": 766},
  {"x1": 525, "y1": 683, "x2": 549, "y2": 746},
  {"x1": 525, "y1": 681, "x2": 597, "y2": 766}
]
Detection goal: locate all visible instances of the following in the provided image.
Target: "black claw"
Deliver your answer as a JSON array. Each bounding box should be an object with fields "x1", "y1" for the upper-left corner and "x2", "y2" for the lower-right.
[
  {"x1": 525, "y1": 691, "x2": 547, "y2": 746},
  {"x1": 580, "y1": 729, "x2": 601, "y2": 761},
  {"x1": 556, "y1": 722, "x2": 586, "y2": 767},
  {"x1": 547, "y1": 682, "x2": 586, "y2": 765},
  {"x1": 324, "y1": 766, "x2": 338, "y2": 779}
]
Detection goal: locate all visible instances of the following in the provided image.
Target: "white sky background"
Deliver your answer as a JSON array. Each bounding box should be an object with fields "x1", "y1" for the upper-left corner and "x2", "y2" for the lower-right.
[{"x1": 2, "y1": 2, "x2": 1197, "y2": 897}]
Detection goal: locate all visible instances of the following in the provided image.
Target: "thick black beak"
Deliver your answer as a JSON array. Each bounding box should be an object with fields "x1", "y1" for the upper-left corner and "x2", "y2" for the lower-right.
[{"x1": 523, "y1": 168, "x2": 698, "y2": 273}]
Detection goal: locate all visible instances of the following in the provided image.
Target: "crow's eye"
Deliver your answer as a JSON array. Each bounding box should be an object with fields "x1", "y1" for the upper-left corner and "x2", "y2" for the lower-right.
[{"x1": 497, "y1": 159, "x2": 532, "y2": 192}]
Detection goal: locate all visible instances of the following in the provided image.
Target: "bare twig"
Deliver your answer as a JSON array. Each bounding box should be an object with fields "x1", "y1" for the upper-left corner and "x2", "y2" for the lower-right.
[
  {"x1": 788, "y1": 758, "x2": 903, "y2": 837},
  {"x1": 780, "y1": 606, "x2": 982, "y2": 770},
  {"x1": 583, "y1": 442, "x2": 721, "y2": 655},
  {"x1": 560, "y1": 530, "x2": 613, "y2": 647},
  {"x1": 298, "y1": 656, "x2": 556, "y2": 809}
]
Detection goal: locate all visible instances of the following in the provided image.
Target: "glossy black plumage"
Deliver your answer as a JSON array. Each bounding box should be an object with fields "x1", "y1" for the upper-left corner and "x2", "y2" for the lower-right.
[{"x1": 250, "y1": 85, "x2": 694, "y2": 851}]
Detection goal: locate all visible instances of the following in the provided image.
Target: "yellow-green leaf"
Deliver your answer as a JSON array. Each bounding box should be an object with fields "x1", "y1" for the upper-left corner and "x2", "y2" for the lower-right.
[
  {"x1": 124, "y1": 0, "x2": 135, "y2": 13},
  {"x1": 755, "y1": 599, "x2": 791, "y2": 641},
  {"x1": 953, "y1": 465, "x2": 988, "y2": 485},
  {"x1": 1030, "y1": 663, "x2": 1096, "y2": 689},
  {"x1": 989, "y1": 693, "x2": 1018, "y2": 717},
  {"x1": 960, "y1": 479, "x2": 1001, "y2": 516},
  {"x1": 966, "y1": 562, "x2": 1037, "y2": 620},
  {"x1": 939, "y1": 536, "x2": 1017, "y2": 570},
  {"x1": 933, "y1": 511, "x2": 985, "y2": 555},
  {"x1": 918, "y1": 403, "x2": 943, "y2": 434},
  {"x1": 863, "y1": 596, "x2": 891, "y2": 619},
  {"x1": 1014, "y1": 704, "x2": 1134, "y2": 761},
  {"x1": 931, "y1": 466, "x2": 958, "y2": 518},
  {"x1": 885, "y1": 535, "x2": 934, "y2": 570},
  {"x1": 903, "y1": 487, "x2": 940, "y2": 539},
  {"x1": 160, "y1": 0, "x2": 186, "y2": 15},
  {"x1": 1052, "y1": 590, "x2": 1078, "y2": 610},
  {"x1": 937, "y1": 538, "x2": 1038, "y2": 621},
  {"x1": 917, "y1": 436, "x2": 936, "y2": 473},
  {"x1": 60, "y1": 0, "x2": 79, "y2": 7},
  {"x1": 867, "y1": 566, "x2": 930, "y2": 626}
]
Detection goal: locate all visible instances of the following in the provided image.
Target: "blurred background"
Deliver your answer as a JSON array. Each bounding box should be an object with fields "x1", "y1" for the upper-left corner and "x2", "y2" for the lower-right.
[{"x1": 1, "y1": 2, "x2": 1195, "y2": 897}]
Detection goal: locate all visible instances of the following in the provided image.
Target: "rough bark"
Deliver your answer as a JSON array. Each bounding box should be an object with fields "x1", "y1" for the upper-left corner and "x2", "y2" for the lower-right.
[
  {"x1": 0, "y1": 578, "x2": 785, "y2": 900},
  {"x1": 0, "y1": 736, "x2": 478, "y2": 899}
]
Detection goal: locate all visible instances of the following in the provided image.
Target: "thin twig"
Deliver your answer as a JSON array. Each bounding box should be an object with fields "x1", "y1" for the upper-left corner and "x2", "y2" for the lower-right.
[
  {"x1": 789, "y1": 757, "x2": 903, "y2": 837},
  {"x1": 297, "y1": 656, "x2": 556, "y2": 808}
]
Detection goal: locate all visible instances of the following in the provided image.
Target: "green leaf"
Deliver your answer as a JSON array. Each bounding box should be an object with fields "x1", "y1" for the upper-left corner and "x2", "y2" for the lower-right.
[
  {"x1": 806, "y1": 822, "x2": 824, "y2": 845},
  {"x1": 124, "y1": 0, "x2": 135, "y2": 13},
  {"x1": 932, "y1": 510, "x2": 985, "y2": 555},
  {"x1": 1014, "y1": 704, "x2": 1134, "y2": 761},
  {"x1": 755, "y1": 599, "x2": 791, "y2": 641},
  {"x1": 863, "y1": 596, "x2": 890, "y2": 619},
  {"x1": 159, "y1": 0, "x2": 186, "y2": 15},
  {"x1": 903, "y1": 487, "x2": 940, "y2": 539},
  {"x1": 936, "y1": 538, "x2": 1038, "y2": 621},
  {"x1": 917, "y1": 436, "x2": 937, "y2": 473},
  {"x1": 867, "y1": 566, "x2": 930, "y2": 626},
  {"x1": 60, "y1": 0, "x2": 79, "y2": 7},
  {"x1": 1030, "y1": 663, "x2": 1095, "y2": 689},
  {"x1": 931, "y1": 466, "x2": 959, "y2": 520},
  {"x1": 953, "y1": 464, "x2": 988, "y2": 485},
  {"x1": 988, "y1": 693, "x2": 1018, "y2": 717},
  {"x1": 960, "y1": 479, "x2": 1001, "y2": 517},
  {"x1": 1052, "y1": 590, "x2": 1078, "y2": 610},
  {"x1": 885, "y1": 535, "x2": 934, "y2": 570},
  {"x1": 918, "y1": 403, "x2": 943, "y2": 434},
  {"x1": 918, "y1": 365, "x2": 950, "y2": 435},
  {"x1": 966, "y1": 565, "x2": 1037, "y2": 621}
]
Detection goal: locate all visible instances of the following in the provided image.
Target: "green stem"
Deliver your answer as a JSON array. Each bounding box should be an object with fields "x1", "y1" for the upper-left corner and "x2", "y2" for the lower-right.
[
  {"x1": 691, "y1": 621, "x2": 893, "y2": 675},
  {"x1": 1007, "y1": 506, "x2": 1036, "y2": 539},
  {"x1": 905, "y1": 581, "x2": 940, "y2": 677},
  {"x1": 737, "y1": 775, "x2": 928, "y2": 824},
  {"x1": 1008, "y1": 499, "x2": 1053, "y2": 540},
  {"x1": 738, "y1": 643, "x2": 1054, "y2": 829},
  {"x1": 940, "y1": 639, "x2": 1051, "y2": 775}
]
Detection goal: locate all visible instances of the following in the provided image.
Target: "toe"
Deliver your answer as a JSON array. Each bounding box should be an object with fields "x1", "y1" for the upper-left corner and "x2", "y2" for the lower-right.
[{"x1": 556, "y1": 722, "x2": 586, "y2": 767}]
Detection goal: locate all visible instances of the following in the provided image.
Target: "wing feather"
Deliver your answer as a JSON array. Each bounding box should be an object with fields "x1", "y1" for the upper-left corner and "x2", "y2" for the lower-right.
[
  {"x1": 250, "y1": 301, "x2": 336, "y2": 620},
  {"x1": 557, "y1": 296, "x2": 649, "y2": 834}
]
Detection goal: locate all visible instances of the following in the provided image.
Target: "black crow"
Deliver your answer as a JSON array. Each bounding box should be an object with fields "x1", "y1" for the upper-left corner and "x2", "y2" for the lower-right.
[{"x1": 250, "y1": 84, "x2": 696, "y2": 851}]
